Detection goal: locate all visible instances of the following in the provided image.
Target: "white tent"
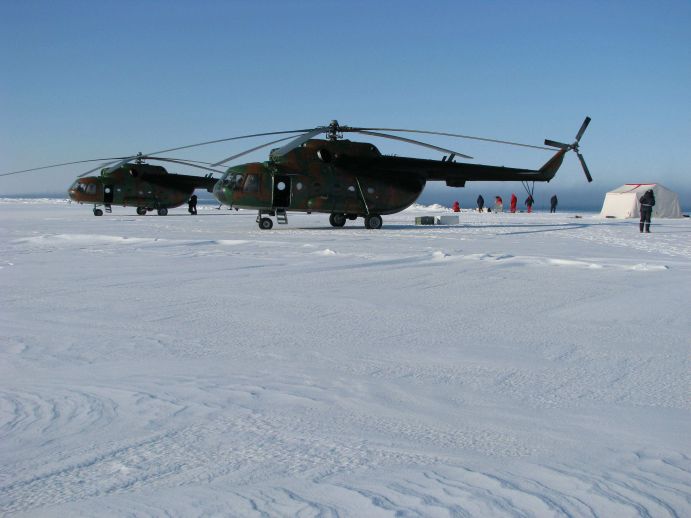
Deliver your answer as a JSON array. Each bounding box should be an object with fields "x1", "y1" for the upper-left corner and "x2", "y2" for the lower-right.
[{"x1": 599, "y1": 183, "x2": 682, "y2": 219}]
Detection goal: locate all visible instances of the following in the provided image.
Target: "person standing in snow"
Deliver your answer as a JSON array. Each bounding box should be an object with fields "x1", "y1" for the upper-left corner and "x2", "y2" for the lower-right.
[
  {"x1": 494, "y1": 196, "x2": 503, "y2": 212},
  {"x1": 550, "y1": 194, "x2": 558, "y2": 213},
  {"x1": 525, "y1": 194, "x2": 534, "y2": 213},
  {"x1": 639, "y1": 189, "x2": 655, "y2": 233},
  {"x1": 452, "y1": 200, "x2": 460, "y2": 212},
  {"x1": 188, "y1": 194, "x2": 198, "y2": 215},
  {"x1": 477, "y1": 195, "x2": 484, "y2": 212},
  {"x1": 510, "y1": 193, "x2": 517, "y2": 213}
]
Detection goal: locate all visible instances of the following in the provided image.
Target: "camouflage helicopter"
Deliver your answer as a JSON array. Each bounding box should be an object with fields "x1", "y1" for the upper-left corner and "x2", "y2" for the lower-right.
[
  {"x1": 208, "y1": 118, "x2": 592, "y2": 229},
  {"x1": 67, "y1": 154, "x2": 223, "y2": 216},
  {"x1": 1, "y1": 129, "x2": 341, "y2": 216},
  {"x1": 1, "y1": 152, "x2": 224, "y2": 216},
  {"x1": 2, "y1": 118, "x2": 591, "y2": 224}
]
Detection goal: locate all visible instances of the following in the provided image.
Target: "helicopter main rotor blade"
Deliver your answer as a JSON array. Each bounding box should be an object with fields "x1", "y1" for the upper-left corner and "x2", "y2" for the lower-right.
[
  {"x1": 149, "y1": 129, "x2": 313, "y2": 157},
  {"x1": 79, "y1": 129, "x2": 316, "y2": 177},
  {"x1": 577, "y1": 152, "x2": 593, "y2": 182},
  {"x1": 269, "y1": 128, "x2": 328, "y2": 158},
  {"x1": 143, "y1": 157, "x2": 227, "y2": 174},
  {"x1": 355, "y1": 130, "x2": 473, "y2": 159},
  {"x1": 544, "y1": 139, "x2": 570, "y2": 149},
  {"x1": 78, "y1": 158, "x2": 135, "y2": 177},
  {"x1": 575, "y1": 116, "x2": 591, "y2": 143},
  {"x1": 352, "y1": 128, "x2": 553, "y2": 151},
  {"x1": 212, "y1": 135, "x2": 298, "y2": 167},
  {"x1": 0, "y1": 157, "x2": 128, "y2": 177}
]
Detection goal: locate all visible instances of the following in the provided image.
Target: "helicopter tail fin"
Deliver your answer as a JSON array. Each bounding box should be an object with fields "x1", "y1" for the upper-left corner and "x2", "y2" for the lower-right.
[{"x1": 537, "y1": 148, "x2": 568, "y2": 181}]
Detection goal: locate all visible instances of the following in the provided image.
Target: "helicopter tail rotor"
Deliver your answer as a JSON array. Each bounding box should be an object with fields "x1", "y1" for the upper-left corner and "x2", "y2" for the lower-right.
[
  {"x1": 577, "y1": 151, "x2": 592, "y2": 182},
  {"x1": 544, "y1": 116, "x2": 592, "y2": 182}
]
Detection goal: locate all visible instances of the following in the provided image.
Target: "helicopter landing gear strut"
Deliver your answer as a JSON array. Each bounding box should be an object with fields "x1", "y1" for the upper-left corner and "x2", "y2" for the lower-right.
[
  {"x1": 256, "y1": 210, "x2": 274, "y2": 230},
  {"x1": 364, "y1": 214, "x2": 382, "y2": 229}
]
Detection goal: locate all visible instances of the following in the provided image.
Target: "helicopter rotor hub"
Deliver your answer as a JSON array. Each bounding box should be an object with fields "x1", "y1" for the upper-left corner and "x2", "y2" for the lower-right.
[{"x1": 327, "y1": 120, "x2": 344, "y2": 141}]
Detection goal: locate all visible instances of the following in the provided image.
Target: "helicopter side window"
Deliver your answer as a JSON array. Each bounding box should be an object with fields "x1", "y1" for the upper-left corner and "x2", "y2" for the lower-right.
[
  {"x1": 243, "y1": 174, "x2": 259, "y2": 193},
  {"x1": 231, "y1": 174, "x2": 245, "y2": 191}
]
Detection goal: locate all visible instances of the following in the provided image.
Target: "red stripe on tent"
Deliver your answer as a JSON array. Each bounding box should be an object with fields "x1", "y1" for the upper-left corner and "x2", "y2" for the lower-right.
[{"x1": 624, "y1": 183, "x2": 654, "y2": 193}]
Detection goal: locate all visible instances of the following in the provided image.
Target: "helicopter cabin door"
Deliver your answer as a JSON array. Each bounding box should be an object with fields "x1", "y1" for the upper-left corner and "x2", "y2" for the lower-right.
[
  {"x1": 103, "y1": 185, "x2": 114, "y2": 204},
  {"x1": 273, "y1": 175, "x2": 291, "y2": 208}
]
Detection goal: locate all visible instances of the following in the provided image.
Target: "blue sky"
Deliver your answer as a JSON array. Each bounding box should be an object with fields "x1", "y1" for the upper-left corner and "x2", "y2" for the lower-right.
[{"x1": 1, "y1": 0, "x2": 689, "y2": 209}]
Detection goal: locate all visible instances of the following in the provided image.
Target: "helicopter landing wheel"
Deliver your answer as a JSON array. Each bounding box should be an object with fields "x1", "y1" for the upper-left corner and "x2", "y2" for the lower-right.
[
  {"x1": 259, "y1": 217, "x2": 273, "y2": 230},
  {"x1": 364, "y1": 214, "x2": 382, "y2": 229},
  {"x1": 93, "y1": 208, "x2": 103, "y2": 217},
  {"x1": 329, "y1": 213, "x2": 347, "y2": 227},
  {"x1": 157, "y1": 208, "x2": 168, "y2": 216},
  {"x1": 136, "y1": 207, "x2": 147, "y2": 216}
]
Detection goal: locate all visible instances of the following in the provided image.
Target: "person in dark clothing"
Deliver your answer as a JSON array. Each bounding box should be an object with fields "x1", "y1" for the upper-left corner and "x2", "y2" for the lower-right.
[
  {"x1": 477, "y1": 195, "x2": 484, "y2": 212},
  {"x1": 525, "y1": 195, "x2": 534, "y2": 213},
  {"x1": 550, "y1": 194, "x2": 558, "y2": 213},
  {"x1": 188, "y1": 194, "x2": 198, "y2": 215},
  {"x1": 639, "y1": 189, "x2": 655, "y2": 233}
]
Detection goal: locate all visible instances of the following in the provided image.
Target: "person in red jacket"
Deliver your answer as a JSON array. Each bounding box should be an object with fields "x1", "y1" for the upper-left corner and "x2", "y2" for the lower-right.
[
  {"x1": 452, "y1": 200, "x2": 460, "y2": 212},
  {"x1": 494, "y1": 196, "x2": 503, "y2": 212},
  {"x1": 510, "y1": 193, "x2": 517, "y2": 213},
  {"x1": 525, "y1": 194, "x2": 534, "y2": 213}
]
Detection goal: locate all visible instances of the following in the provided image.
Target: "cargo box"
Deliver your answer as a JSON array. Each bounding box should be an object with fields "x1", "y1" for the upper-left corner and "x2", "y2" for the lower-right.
[{"x1": 435, "y1": 215, "x2": 459, "y2": 225}]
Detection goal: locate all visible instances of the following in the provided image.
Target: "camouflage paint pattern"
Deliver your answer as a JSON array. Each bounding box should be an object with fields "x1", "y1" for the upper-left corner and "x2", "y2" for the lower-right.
[
  {"x1": 213, "y1": 138, "x2": 564, "y2": 217},
  {"x1": 68, "y1": 163, "x2": 217, "y2": 211},
  {"x1": 213, "y1": 139, "x2": 425, "y2": 216}
]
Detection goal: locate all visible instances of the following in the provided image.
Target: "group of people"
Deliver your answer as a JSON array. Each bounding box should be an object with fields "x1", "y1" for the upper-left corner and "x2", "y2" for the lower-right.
[
  {"x1": 452, "y1": 194, "x2": 557, "y2": 213},
  {"x1": 452, "y1": 189, "x2": 657, "y2": 233},
  {"x1": 189, "y1": 188, "x2": 657, "y2": 232}
]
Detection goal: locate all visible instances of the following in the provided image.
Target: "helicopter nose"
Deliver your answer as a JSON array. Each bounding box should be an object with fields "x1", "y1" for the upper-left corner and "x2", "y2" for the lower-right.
[{"x1": 212, "y1": 180, "x2": 225, "y2": 203}]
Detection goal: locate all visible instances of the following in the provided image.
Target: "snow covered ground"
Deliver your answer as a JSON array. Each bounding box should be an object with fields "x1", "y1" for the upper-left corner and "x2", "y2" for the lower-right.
[{"x1": 1, "y1": 199, "x2": 689, "y2": 517}]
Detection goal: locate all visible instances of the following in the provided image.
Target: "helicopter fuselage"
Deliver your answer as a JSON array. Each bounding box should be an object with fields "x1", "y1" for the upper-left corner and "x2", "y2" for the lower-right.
[
  {"x1": 68, "y1": 163, "x2": 216, "y2": 216},
  {"x1": 213, "y1": 139, "x2": 425, "y2": 219}
]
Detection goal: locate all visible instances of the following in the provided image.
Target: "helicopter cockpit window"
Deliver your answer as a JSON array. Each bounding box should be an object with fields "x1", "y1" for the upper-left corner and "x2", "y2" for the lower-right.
[
  {"x1": 226, "y1": 173, "x2": 245, "y2": 191},
  {"x1": 243, "y1": 174, "x2": 259, "y2": 193},
  {"x1": 74, "y1": 183, "x2": 96, "y2": 194}
]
